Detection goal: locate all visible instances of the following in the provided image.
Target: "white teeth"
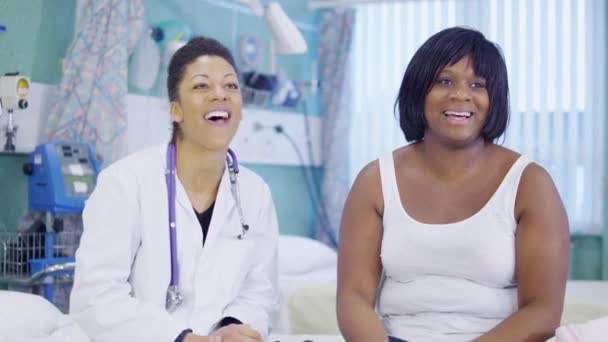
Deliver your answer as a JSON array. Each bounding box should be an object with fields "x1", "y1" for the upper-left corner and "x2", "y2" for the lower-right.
[
  {"x1": 444, "y1": 111, "x2": 472, "y2": 117},
  {"x1": 204, "y1": 111, "x2": 229, "y2": 120}
]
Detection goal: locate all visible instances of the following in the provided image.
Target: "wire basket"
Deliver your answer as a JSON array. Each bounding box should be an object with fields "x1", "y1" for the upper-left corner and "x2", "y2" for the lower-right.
[{"x1": 0, "y1": 229, "x2": 82, "y2": 313}]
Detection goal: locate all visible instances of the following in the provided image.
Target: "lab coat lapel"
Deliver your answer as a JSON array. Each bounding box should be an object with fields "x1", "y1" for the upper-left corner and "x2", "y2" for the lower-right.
[
  {"x1": 203, "y1": 169, "x2": 233, "y2": 248},
  {"x1": 192, "y1": 169, "x2": 235, "y2": 309},
  {"x1": 171, "y1": 164, "x2": 236, "y2": 246},
  {"x1": 174, "y1": 177, "x2": 192, "y2": 213},
  {"x1": 172, "y1": 166, "x2": 233, "y2": 219}
]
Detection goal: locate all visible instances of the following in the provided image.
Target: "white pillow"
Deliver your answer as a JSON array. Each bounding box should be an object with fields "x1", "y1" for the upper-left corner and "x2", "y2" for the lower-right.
[
  {"x1": 0, "y1": 291, "x2": 90, "y2": 342},
  {"x1": 278, "y1": 235, "x2": 337, "y2": 275}
]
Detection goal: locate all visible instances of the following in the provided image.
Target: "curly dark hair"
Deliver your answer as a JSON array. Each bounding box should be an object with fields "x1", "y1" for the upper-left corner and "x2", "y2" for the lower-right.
[{"x1": 166, "y1": 36, "x2": 238, "y2": 142}]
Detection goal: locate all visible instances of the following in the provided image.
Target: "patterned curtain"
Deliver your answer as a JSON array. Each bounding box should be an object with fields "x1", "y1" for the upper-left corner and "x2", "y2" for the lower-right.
[
  {"x1": 45, "y1": 0, "x2": 145, "y2": 165},
  {"x1": 18, "y1": 1, "x2": 145, "y2": 279},
  {"x1": 316, "y1": 9, "x2": 356, "y2": 246}
]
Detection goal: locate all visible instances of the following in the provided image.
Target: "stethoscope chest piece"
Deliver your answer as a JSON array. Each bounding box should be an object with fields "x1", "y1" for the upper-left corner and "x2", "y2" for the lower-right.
[{"x1": 166, "y1": 285, "x2": 183, "y2": 313}]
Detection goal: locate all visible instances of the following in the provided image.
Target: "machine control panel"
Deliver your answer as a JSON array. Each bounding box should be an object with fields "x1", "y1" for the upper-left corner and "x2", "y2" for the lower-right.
[{"x1": 25, "y1": 142, "x2": 100, "y2": 213}]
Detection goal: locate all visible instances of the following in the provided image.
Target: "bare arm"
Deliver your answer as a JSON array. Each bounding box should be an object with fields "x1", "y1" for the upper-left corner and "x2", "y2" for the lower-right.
[
  {"x1": 475, "y1": 163, "x2": 570, "y2": 342},
  {"x1": 337, "y1": 161, "x2": 388, "y2": 342}
]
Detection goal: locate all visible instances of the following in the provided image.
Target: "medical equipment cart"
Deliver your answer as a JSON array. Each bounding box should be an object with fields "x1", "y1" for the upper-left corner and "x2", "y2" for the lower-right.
[{"x1": 0, "y1": 141, "x2": 99, "y2": 313}]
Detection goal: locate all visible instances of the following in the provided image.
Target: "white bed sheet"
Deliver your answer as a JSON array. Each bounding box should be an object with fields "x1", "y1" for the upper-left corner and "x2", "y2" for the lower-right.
[
  {"x1": 273, "y1": 275, "x2": 608, "y2": 339},
  {"x1": 272, "y1": 266, "x2": 337, "y2": 334},
  {"x1": 268, "y1": 334, "x2": 344, "y2": 342},
  {"x1": 0, "y1": 291, "x2": 91, "y2": 342}
]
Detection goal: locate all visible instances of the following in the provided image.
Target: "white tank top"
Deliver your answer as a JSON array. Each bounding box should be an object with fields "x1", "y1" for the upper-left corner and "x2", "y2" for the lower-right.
[{"x1": 377, "y1": 153, "x2": 531, "y2": 342}]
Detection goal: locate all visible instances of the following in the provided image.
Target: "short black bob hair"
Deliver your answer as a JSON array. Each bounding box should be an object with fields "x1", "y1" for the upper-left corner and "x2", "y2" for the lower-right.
[
  {"x1": 395, "y1": 27, "x2": 509, "y2": 143},
  {"x1": 166, "y1": 36, "x2": 238, "y2": 142}
]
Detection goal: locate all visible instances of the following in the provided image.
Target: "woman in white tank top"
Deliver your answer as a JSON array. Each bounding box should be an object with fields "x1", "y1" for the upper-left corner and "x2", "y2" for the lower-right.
[{"x1": 337, "y1": 27, "x2": 569, "y2": 342}]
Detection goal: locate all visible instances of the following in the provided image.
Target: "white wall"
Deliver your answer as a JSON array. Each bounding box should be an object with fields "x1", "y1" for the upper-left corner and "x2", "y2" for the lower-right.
[{"x1": 6, "y1": 82, "x2": 322, "y2": 166}]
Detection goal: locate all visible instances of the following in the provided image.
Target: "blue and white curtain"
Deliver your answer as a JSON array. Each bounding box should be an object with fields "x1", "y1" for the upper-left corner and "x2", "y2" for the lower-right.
[
  {"x1": 317, "y1": 9, "x2": 356, "y2": 245},
  {"x1": 20, "y1": 0, "x2": 145, "y2": 270},
  {"x1": 349, "y1": 0, "x2": 606, "y2": 235},
  {"x1": 45, "y1": 0, "x2": 145, "y2": 165}
]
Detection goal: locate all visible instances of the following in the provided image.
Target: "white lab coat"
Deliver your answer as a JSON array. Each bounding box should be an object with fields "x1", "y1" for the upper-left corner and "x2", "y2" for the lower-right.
[{"x1": 69, "y1": 144, "x2": 279, "y2": 342}]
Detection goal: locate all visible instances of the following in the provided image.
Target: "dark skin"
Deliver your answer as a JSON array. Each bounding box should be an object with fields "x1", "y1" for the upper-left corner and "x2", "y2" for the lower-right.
[{"x1": 337, "y1": 56, "x2": 569, "y2": 342}]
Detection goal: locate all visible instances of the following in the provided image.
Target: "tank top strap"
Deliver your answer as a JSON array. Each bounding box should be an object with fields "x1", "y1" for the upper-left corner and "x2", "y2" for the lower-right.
[
  {"x1": 378, "y1": 153, "x2": 397, "y2": 212},
  {"x1": 490, "y1": 155, "x2": 533, "y2": 224}
]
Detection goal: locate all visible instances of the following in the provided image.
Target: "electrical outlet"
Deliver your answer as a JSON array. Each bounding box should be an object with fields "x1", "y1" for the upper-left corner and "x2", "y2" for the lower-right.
[
  {"x1": 19, "y1": 83, "x2": 321, "y2": 166},
  {"x1": 18, "y1": 82, "x2": 322, "y2": 167},
  {"x1": 128, "y1": 95, "x2": 322, "y2": 166},
  {"x1": 232, "y1": 108, "x2": 322, "y2": 166}
]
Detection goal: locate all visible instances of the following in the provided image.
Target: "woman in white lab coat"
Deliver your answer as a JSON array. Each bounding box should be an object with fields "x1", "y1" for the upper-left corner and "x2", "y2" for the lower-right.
[{"x1": 70, "y1": 36, "x2": 279, "y2": 342}]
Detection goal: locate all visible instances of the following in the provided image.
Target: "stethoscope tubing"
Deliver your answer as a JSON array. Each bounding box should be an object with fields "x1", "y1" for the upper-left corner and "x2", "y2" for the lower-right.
[{"x1": 165, "y1": 143, "x2": 242, "y2": 289}]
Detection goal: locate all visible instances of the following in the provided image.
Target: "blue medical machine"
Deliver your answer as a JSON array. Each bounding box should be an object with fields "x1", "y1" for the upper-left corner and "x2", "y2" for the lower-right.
[
  {"x1": 25, "y1": 142, "x2": 100, "y2": 213},
  {"x1": 19, "y1": 141, "x2": 100, "y2": 305}
]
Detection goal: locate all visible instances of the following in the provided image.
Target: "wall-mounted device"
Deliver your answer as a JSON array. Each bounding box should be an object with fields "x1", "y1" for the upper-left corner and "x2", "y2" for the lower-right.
[
  {"x1": 238, "y1": 0, "x2": 307, "y2": 72},
  {"x1": 0, "y1": 73, "x2": 30, "y2": 152},
  {"x1": 239, "y1": 33, "x2": 263, "y2": 69},
  {"x1": 23, "y1": 142, "x2": 100, "y2": 214}
]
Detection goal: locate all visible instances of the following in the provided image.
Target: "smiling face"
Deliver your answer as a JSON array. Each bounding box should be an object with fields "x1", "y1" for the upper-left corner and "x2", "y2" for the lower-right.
[
  {"x1": 423, "y1": 55, "x2": 490, "y2": 146},
  {"x1": 170, "y1": 55, "x2": 242, "y2": 151}
]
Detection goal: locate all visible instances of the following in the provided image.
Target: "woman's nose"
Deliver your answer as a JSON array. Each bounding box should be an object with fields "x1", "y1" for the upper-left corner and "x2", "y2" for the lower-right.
[
  {"x1": 450, "y1": 84, "x2": 472, "y2": 101},
  {"x1": 210, "y1": 85, "x2": 228, "y2": 100}
]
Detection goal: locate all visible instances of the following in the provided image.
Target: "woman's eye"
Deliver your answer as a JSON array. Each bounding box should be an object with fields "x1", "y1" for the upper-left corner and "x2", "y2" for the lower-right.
[
  {"x1": 226, "y1": 83, "x2": 239, "y2": 90},
  {"x1": 436, "y1": 78, "x2": 452, "y2": 86},
  {"x1": 471, "y1": 82, "x2": 486, "y2": 89},
  {"x1": 193, "y1": 83, "x2": 208, "y2": 89}
]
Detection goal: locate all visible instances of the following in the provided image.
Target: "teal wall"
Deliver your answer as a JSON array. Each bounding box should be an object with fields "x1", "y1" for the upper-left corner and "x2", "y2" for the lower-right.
[
  {"x1": 0, "y1": 0, "x2": 321, "y2": 237},
  {"x1": 0, "y1": 0, "x2": 76, "y2": 233},
  {"x1": 0, "y1": 0, "x2": 75, "y2": 83},
  {"x1": 1, "y1": 0, "x2": 606, "y2": 274},
  {"x1": 140, "y1": 0, "x2": 322, "y2": 237},
  {"x1": 570, "y1": 234, "x2": 603, "y2": 280},
  {"x1": 0, "y1": 153, "x2": 28, "y2": 232},
  {"x1": 135, "y1": 0, "x2": 321, "y2": 115},
  {"x1": 603, "y1": 1, "x2": 608, "y2": 280}
]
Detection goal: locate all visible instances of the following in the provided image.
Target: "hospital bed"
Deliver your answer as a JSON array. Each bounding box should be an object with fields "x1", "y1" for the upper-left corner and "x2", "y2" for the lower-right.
[
  {"x1": 0, "y1": 291, "x2": 90, "y2": 342},
  {"x1": 1, "y1": 234, "x2": 606, "y2": 341},
  {"x1": 273, "y1": 235, "x2": 338, "y2": 335},
  {"x1": 0, "y1": 235, "x2": 342, "y2": 341},
  {"x1": 272, "y1": 235, "x2": 608, "y2": 341}
]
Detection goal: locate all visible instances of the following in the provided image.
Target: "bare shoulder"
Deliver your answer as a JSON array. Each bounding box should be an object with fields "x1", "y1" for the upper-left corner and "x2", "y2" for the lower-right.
[
  {"x1": 350, "y1": 157, "x2": 384, "y2": 215},
  {"x1": 352, "y1": 158, "x2": 382, "y2": 192},
  {"x1": 519, "y1": 161, "x2": 556, "y2": 195},
  {"x1": 355, "y1": 144, "x2": 415, "y2": 187},
  {"x1": 354, "y1": 159, "x2": 381, "y2": 186},
  {"x1": 515, "y1": 159, "x2": 567, "y2": 225},
  {"x1": 489, "y1": 144, "x2": 522, "y2": 167},
  {"x1": 391, "y1": 143, "x2": 421, "y2": 173},
  {"x1": 487, "y1": 145, "x2": 565, "y2": 221}
]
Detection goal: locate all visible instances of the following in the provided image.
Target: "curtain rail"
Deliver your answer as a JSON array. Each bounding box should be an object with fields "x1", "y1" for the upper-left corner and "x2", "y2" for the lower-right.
[{"x1": 308, "y1": 0, "x2": 413, "y2": 10}]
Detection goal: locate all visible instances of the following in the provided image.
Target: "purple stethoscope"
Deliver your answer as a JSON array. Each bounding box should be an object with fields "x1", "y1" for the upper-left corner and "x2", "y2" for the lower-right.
[{"x1": 165, "y1": 143, "x2": 250, "y2": 312}]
